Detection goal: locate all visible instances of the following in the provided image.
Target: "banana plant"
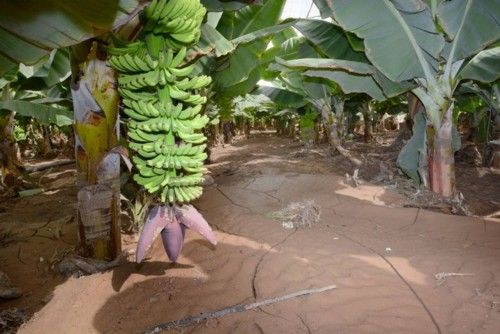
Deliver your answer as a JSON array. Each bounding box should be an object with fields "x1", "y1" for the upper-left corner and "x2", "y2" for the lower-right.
[
  {"x1": 309, "y1": 0, "x2": 500, "y2": 197},
  {"x1": 0, "y1": 50, "x2": 73, "y2": 185},
  {"x1": 455, "y1": 81, "x2": 499, "y2": 143},
  {"x1": 193, "y1": 0, "x2": 286, "y2": 113},
  {"x1": 0, "y1": 0, "x2": 260, "y2": 261},
  {"x1": 0, "y1": 0, "x2": 143, "y2": 260},
  {"x1": 259, "y1": 25, "x2": 364, "y2": 157}
]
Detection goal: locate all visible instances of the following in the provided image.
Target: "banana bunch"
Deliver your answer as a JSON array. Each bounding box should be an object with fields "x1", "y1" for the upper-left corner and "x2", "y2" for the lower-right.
[
  {"x1": 143, "y1": 0, "x2": 206, "y2": 49},
  {"x1": 109, "y1": 0, "x2": 211, "y2": 205}
]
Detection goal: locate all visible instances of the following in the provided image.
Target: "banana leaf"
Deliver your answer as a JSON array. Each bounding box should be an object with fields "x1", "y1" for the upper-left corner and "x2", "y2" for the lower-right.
[
  {"x1": 458, "y1": 47, "x2": 500, "y2": 84},
  {"x1": 196, "y1": 24, "x2": 236, "y2": 57},
  {"x1": 255, "y1": 85, "x2": 307, "y2": 108},
  {"x1": 0, "y1": 100, "x2": 73, "y2": 126},
  {"x1": 212, "y1": 0, "x2": 286, "y2": 97},
  {"x1": 437, "y1": 0, "x2": 500, "y2": 64},
  {"x1": 0, "y1": 0, "x2": 142, "y2": 76},
  {"x1": 329, "y1": 0, "x2": 444, "y2": 83}
]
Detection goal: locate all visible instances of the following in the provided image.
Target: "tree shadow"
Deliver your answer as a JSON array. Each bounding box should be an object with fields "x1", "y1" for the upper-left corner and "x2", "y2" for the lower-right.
[
  {"x1": 92, "y1": 236, "x2": 442, "y2": 334},
  {"x1": 111, "y1": 260, "x2": 194, "y2": 292}
]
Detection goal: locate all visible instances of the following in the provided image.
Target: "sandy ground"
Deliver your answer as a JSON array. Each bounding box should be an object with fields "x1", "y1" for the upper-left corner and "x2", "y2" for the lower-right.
[{"x1": 2, "y1": 133, "x2": 500, "y2": 333}]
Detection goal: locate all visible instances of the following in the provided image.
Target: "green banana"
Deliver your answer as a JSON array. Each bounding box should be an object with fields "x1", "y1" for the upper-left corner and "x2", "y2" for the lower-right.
[{"x1": 109, "y1": 0, "x2": 210, "y2": 205}]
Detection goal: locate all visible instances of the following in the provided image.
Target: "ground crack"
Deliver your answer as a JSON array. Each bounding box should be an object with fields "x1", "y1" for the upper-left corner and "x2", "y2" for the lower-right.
[
  {"x1": 337, "y1": 231, "x2": 442, "y2": 334},
  {"x1": 298, "y1": 314, "x2": 312, "y2": 334},
  {"x1": 252, "y1": 228, "x2": 298, "y2": 300}
]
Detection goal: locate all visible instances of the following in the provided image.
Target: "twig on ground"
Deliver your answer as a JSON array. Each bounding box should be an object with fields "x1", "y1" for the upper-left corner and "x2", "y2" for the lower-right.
[
  {"x1": 24, "y1": 159, "x2": 74, "y2": 173},
  {"x1": 435, "y1": 272, "x2": 475, "y2": 285},
  {"x1": 335, "y1": 145, "x2": 363, "y2": 167},
  {"x1": 143, "y1": 284, "x2": 337, "y2": 334}
]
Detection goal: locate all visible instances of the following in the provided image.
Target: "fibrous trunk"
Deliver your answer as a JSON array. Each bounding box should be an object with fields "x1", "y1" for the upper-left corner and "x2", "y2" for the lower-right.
[
  {"x1": 71, "y1": 42, "x2": 121, "y2": 260},
  {"x1": 361, "y1": 102, "x2": 373, "y2": 143},
  {"x1": 222, "y1": 121, "x2": 235, "y2": 143},
  {"x1": 428, "y1": 103, "x2": 455, "y2": 197},
  {"x1": 0, "y1": 88, "x2": 22, "y2": 185},
  {"x1": 320, "y1": 102, "x2": 362, "y2": 167}
]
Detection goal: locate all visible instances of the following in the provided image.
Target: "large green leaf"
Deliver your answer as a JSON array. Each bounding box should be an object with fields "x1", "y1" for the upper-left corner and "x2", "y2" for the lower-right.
[
  {"x1": 277, "y1": 58, "x2": 374, "y2": 75},
  {"x1": 34, "y1": 49, "x2": 71, "y2": 87},
  {"x1": 458, "y1": 47, "x2": 500, "y2": 83},
  {"x1": 234, "y1": 19, "x2": 367, "y2": 62},
  {"x1": 0, "y1": 0, "x2": 141, "y2": 76},
  {"x1": 0, "y1": 100, "x2": 73, "y2": 126},
  {"x1": 303, "y1": 70, "x2": 386, "y2": 101},
  {"x1": 212, "y1": 0, "x2": 285, "y2": 97},
  {"x1": 292, "y1": 19, "x2": 367, "y2": 62},
  {"x1": 276, "y1": 57, "x2": 413, "y2": 101},
  {"x1": 311, "y1": 0, "x2": 334, "y2": 18},
  {"x1": 330, "y1": 0, "x2": 444, "y2": 83},
  {"x1": 438, "y1": 0, "x2": 500, "y2": 64},
  {"x1": 262, "y1": 37, "x2": 302, "y2": 64},
  {"x1": 255, "y1": 85, "x2": 306, "y2": 108},
  {"x1": 216, "y1": 66, "x2": 262, "y2": 97},
  {"x1": 232, "y1": 21, "x2": 295, "y2": 44},
  {"x1": 216, "y1": 0, "x2": 285, "y2": 39},
  {"x1": 196, "y1": 24, "x2": 236, "y2": 57},
  {"x1": 397, "y1": 111, "x2": 426, "y2": 183}
]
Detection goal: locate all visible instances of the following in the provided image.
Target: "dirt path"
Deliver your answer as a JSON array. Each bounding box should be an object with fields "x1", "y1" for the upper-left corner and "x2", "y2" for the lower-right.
[{"x1": 6, "y1": 134, "x2": 500, "y2": 333}]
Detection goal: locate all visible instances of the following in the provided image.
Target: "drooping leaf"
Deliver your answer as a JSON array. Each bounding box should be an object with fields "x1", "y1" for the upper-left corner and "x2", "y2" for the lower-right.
[
  {"x1": 277, "y1": 58, "x2": 374, "y2": 75},
  {"x1": 212, "y1": 0, "x2": 286, "y2": 96},
  {"x1": 437, "y1": 0, "x2": 500, "y2": 63},
  {"x1": 216, "y1": 0, "x2": 285, "y2": 40},
  {"x1": 262, "y1": 37, "x2": 303, "y2": 65},
  {"x1": 0, "y1": 100, "x2": 73, "y2": 126},
  {"x1": 311, "y1": 0, "x2": 334, "y2": 18},
  {"x1": 330, "y1": 0, "x2": 444, "y2": 83},
  {"x1": 231, "y1": 20, "x2": 296, "y2": 45},
  {"x1": 196, "y1": 24, "x2": 236, "y2": 58},
  {"x1": 39, "y1": 49, "x2": 72, "y2": 87},
  {"x1": 303, "y1": 70, "x2": 386, "y2": 101},
  {"x1": 397, "y1": 111, "x2": 426, "y2": 183},
  {"x1": 234, "y1": 19, "x2": 367, "y2": 62},
  {"x1": 372, "y1": 71, "x2": 415, "y2": 98},
  {"x1": 0, "y1": 0, "x2": 142, "y2": 76},
  {"x1": 458, "y1": 47, "x2": 500, "y2": 83},
  {"x1": 255, "y1": 85, "x2": 307, "y2": 108},
  {"x1": 292, "y1": 19, "x2": 367, "y2": 62}
]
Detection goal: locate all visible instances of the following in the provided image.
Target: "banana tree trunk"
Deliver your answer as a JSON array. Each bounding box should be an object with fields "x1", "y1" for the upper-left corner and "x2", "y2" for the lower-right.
[
  {"x1": 71, "y1": 42, "x2": 121, "y2": 260},
  {"x1": 428, "y1": 103, "x2": 455, "y2": 197},
  {"x1": 319, "y1": 100, "x2": 362, "y2": 166},
  {"x1": 222, "y1": 121, "x2": 235, "y2": 143},
  {"x1": 318, "y1": 99, "x2": 342, "y2": 148},
  {"x1": 0, "y1": 87, "x2": 22, "y2": 185},
  {"x1": 244, "y1": 119, "x2": 251, "y2": 138},
  {"x1": 314, "y1": 120, "x2": 322, "y2": 144},
  {"x1": 361, "y1": 102, "x2": 373, "y2": 143}
]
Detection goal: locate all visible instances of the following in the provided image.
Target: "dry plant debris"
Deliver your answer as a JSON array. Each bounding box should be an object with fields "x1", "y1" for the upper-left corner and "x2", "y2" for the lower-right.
[{"x1": 269, "y1": 200, "x2": 321, "y2": 229}]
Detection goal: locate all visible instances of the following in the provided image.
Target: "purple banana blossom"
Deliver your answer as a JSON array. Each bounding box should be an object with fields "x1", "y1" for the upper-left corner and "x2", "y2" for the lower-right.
[
  {"x1": 136, "y1": 206, "x2": 169, "y2": 263},
  {"x1": 160, "y1": 216, "x2": 186, "y2": 262},
  {"x1": 177, "y1": 205, "x2": 217, "y2": 246},
  {"x1": 136, "y1": 204, "x2": 217, "y2": 263}
]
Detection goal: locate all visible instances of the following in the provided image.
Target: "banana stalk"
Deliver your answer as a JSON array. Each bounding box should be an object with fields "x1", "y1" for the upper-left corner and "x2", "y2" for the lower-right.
[
  {"x1": 109, "y1": 0, "x2": 216, "y2": 263},
  {"x1": 71, "y1": 41, "x2": 122, "y2": 260}
]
